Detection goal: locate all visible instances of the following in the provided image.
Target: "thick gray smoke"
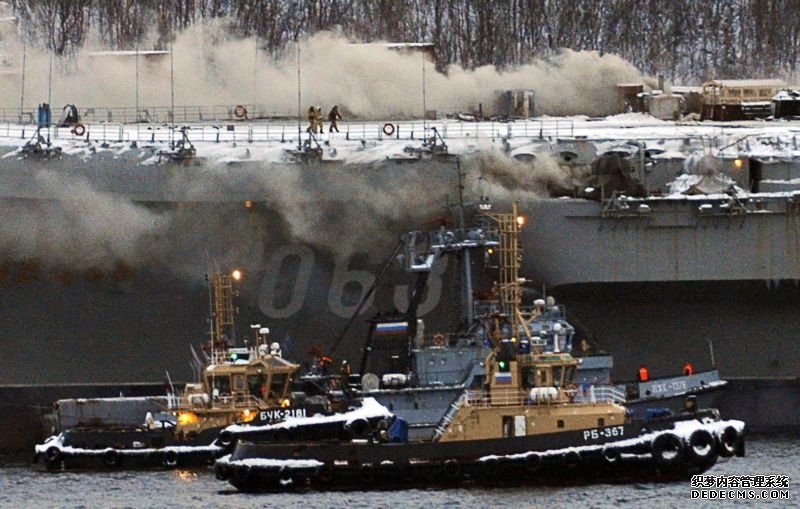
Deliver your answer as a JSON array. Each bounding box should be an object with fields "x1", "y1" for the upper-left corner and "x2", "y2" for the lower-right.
[{"x1": 0, "y1": 26, "x2": 643, "y2": 117}]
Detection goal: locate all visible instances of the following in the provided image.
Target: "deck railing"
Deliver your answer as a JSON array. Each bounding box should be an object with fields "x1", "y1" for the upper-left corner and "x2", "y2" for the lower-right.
[{"x1": 0, "y1": 118, "x2": 575, "y2": 146}]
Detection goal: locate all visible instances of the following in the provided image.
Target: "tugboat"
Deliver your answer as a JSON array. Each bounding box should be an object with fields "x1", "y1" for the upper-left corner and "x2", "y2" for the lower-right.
[
  {"x1": 574, "y1": 351, "x2": 727, "y2": 421},
  {"x1": 214, "y1": 204, "x2": 745, "y2": 491},
  {"x1": 34, "y1": 269, "x2": 303, "y2": 470}
]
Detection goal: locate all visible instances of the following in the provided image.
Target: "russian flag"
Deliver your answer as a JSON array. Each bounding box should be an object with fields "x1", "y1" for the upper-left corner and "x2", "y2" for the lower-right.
[
  {"x1": 375, "y1": 322, "x2": 408, "y2": 335},
  {"x1": 495, "y1": 372, "x2": 512, "y2": 384}
]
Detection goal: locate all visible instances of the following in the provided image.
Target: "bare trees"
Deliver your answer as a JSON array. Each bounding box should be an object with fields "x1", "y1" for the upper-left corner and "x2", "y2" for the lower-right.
[{"x1": 7, "y1": 0, "x2": 800, "y2": 82}]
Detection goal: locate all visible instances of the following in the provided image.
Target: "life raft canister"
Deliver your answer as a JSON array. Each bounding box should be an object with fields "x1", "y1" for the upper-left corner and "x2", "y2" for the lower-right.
[
  {"x1": 382, "y1": 123, "x2": 395, "y2": 136},
  {"x1": 233, "y1": 105, "x2": 247, "y2": 119}
]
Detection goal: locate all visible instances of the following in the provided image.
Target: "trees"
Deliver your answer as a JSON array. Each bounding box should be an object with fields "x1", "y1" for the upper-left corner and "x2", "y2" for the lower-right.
[{"x1": 7, "y1": 0, "x2": 800, "y2": 82}]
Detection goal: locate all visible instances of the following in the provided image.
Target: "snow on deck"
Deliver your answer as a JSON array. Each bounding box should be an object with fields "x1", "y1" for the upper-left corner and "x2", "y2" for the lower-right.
[
  {"x1": 222, "y1": 397, "x2": 392, "y2": 434},
  {"x1": 34, "y1": 432, "x2": 221, "y2": 456},
  {"x1": 2, "y1": 115, "x2": 800, "y2": 166}
]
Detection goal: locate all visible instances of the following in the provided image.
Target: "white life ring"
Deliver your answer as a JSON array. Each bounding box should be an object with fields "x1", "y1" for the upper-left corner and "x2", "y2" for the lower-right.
[
  {"x1": 234, "y1": 105, "x2": 247, "y2": 119},
  {"x1": 382, "y1": 123, "x2": 395, "y2": 136},
  {"x1": 72, "y1": 123, "x2": 85, "y2": 136}
]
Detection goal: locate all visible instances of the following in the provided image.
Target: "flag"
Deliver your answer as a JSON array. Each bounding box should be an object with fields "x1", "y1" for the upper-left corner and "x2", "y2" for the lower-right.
[
  {"x1": 375, "y1": 322, "x2": 408, "y2": 335},
  {"x1": 495, "y1": 372, "x2": 512, "y2": 384}
]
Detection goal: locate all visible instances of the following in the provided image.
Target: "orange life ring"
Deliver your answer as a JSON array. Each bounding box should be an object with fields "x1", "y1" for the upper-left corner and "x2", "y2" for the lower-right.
[
  {"x1": 72, "y1": 123, "x2": 85, "y2": 136},
  {"x1": 234, "y1": 105, "x2": 247, "y2": 119},
  {"x1": 433, "y1": 333, "x2": 446, "y2": 347},
  {"x1": 382, "y1": 123, "x2": 395, "y2": 136}
]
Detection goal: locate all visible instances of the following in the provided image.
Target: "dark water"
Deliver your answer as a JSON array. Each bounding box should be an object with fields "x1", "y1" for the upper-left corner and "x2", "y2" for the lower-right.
[{"x1": 1, "y1": 436, "x2": 797, "y2": 509}]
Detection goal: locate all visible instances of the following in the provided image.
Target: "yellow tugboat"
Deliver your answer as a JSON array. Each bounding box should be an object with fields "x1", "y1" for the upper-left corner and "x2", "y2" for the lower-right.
[
  {"x1": 35, "y1": 269, "x2": 302, "y2": 470},
  {"x1": 215, "y1": 205, "x2": 745, "y2": 491}
]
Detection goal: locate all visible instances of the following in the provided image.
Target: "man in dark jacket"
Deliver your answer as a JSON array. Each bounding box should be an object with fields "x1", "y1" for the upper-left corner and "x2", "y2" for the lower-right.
[{"x1": 328, "y1": 105, "x2": 342, "y2": 133}]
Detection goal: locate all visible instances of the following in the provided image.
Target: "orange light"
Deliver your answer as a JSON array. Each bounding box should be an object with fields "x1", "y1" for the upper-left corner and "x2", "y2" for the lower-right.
[
  {"x1": 231, "y1": 270, "x2": 242, "y2": 281},
  {"x1": 280, "y1": 398, "x2": 291, "y2": 408},
  {"x1": 244, "y1": 200, "x2": 253, "y2": 209},
  {"x1": 239, "y1": 409, "x2": 257, "y2": 422},
  {"x1": 177, "y1": 411, "x2": 199, "y2": 425},
  {"x1": 516, "y1": 215, "x2": 526, "y2": 226},
  {"x1": 734, "y1": 158, "x2": 744, "y2": 169}
]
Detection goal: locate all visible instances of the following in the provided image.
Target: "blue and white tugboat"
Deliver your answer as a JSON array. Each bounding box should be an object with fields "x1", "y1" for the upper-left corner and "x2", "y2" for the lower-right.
[{"x1": 215, "y1": 204, "x2": 745, "y2": 491}]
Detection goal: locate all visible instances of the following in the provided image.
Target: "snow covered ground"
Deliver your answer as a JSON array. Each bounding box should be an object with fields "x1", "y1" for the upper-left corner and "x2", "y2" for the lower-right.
[{"x1": 2, "y1": 114, "x2": 800, "y2": 167}]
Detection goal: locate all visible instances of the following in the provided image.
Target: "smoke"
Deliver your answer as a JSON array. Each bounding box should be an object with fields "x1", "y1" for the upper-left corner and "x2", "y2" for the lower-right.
[
  {"x1": 0, "y1": 25, "x2": 643, "y2": 117},
  {"x1": 0, "y1": 171, "x2": 165, "y2": 271},
  {"x1": 467, "y1": 151, "x2": 575, "y2": 199}
]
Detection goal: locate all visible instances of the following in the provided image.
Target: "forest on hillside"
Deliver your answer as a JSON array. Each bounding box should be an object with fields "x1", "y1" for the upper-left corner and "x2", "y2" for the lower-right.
[{"x1": 6, "y1": 0, "x2": 800, "y2": 84}]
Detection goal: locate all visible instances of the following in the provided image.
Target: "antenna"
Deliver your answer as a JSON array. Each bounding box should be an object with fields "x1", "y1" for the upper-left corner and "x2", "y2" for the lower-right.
[
  {"x1": 47, "y1": 50, "x2": 52, "y2": 143},
  {"x1": 169, "y1": 25, "x2": 175, "y2": 145},
  {"x1": 296, "y1": 38, "x2": 301, "y2": 150},
  {"x1": 252, "y1": 33, "x2": 258, "y2": 117},
  {"x1": 19, "y1": 35, "x2": 25, "y2": 123},
  {"x1": 422, "y1": 50, "x2": 427, "y2": 141}
]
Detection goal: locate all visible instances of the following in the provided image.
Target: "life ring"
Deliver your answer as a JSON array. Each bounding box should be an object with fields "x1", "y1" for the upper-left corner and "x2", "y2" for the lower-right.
[
  {"x1": 103, "y1": 449, "x2": 121, "y2": 467},
  {"x1": 525, "y1": 453, "x2": 541, "y2": 472},
  {"x1": 442, "y1": 459, "x2": 461, "y2": 480},
  {"x1": 162, "y1": 449, "x2": 179, "y2": 468},
  {"x1": 382, "y1": 123, "x2": 395, "y2": 136},
  {"x1": 233, "y1": 105, "x2": 247, "y2": 119},
  {"x1": 44, "y1": 446, "x2": 61, "y2": 464},
  {"x1": 651, "y1": 433, "x2": 684, "y2": 468},
  {"x1": 433, "y1": 333, "x2": 446, "y2": 347},
  {"x1": 214, "y1": 462, "x2": 228, "y2": 481},
  {"x1": 686, "y1": 428, "x2": 718, "y2": 466},
  {"x1": 72, "y1": 123, "x2": 85, "y2": 136},
  {"x1": 717, "y1": 426, "x2": 738, "y2": 458}
]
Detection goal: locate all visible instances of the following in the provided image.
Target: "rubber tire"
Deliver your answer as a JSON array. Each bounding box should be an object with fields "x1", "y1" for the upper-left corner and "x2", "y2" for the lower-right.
[
  {"x1": 525, "y1": 453, "x2": 542, "y2": 472},
  {"x1": 214, "y1": 462, "x2": 227, "y2": 481},
  {"x1": 44, "y1": 446, "x2": 61, "y2": 464},
  {"x1": 651, "y1": 433, "x2": 684, "y2": 469},
  {"x1": 162, "y1": 450, "x2": 179, "y2": 468},
  {"x1": 687, "y1": 428, "x2": 718, "y2": 466},
  {"x1": 717, "y1": 426, "x2": 738, "y2": 458},
  {"x1": 103, "y1": 449, "x2": 121, "y2": 467}
]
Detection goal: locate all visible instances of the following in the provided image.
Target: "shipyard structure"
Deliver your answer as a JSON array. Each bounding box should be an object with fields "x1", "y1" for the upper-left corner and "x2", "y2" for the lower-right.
[{"x1": 0, "y1": 112, "x2": 799, "y2": 453}]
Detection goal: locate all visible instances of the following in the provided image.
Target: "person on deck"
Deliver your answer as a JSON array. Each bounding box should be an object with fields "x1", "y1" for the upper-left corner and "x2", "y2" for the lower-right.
[{"x1": 328, "y1": 105, "x2": 342, "y2": 133}]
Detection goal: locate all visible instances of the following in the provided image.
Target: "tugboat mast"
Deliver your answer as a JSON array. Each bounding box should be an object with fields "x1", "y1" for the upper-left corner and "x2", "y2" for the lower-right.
[{"x1": 483, "y1": 201, "x2": 526, "y2": 343}]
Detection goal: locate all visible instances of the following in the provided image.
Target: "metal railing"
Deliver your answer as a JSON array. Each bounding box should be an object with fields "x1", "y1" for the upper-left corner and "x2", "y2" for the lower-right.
[
  {"x1": 572, "y1": 384, "x2": 627, "y2": 404},
  {"x1": 0, "y1": 118, "x2": 575, "y2": 146}
]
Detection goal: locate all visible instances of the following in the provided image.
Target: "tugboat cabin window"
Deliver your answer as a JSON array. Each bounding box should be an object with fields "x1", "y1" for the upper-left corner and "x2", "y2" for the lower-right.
[
  {"x1": 521, "y1": 367, "x2": 536, "y2": 388},
  {"x1": 270, "y1": 373, "x2": 288, "y2": 398},
  {"x1": 247, "y1": 374, "x2": 269, "y2": 399},
  {"x1": 233, "y1": 374, "x2": 246, "y2": 392},
  {"x1": 210, "y1": 376, "x2": 231, "y2": 398},
  {"x1": 552, "y1": 366, "x2": 563, "y2": 387},
  {"x1": 557, "y1": 419, "x2": 565, "y2": 429}
]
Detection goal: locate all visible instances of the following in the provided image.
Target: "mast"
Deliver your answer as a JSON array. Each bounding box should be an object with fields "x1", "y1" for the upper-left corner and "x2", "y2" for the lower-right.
[{"x1": 483, "y1": 202, "x2": 524, "y2": 340}]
